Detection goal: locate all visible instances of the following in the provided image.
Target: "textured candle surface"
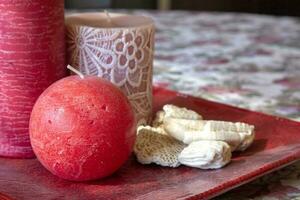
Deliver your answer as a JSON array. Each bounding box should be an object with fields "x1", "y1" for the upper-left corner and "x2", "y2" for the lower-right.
[
  {"x1": 0, "y1": 0, "x2": 66, "y2": 158},
  {"x1": 66, "y1": 13, "x2": 155, "y2": 125},
  {"x1": 29, "y1": 76, "x2": 136, "y2": 181}
]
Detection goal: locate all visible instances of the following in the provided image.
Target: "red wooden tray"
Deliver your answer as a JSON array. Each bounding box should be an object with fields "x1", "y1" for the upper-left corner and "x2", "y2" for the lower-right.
[{"x1": 1, "y1": 87, "x2": 300, "y2": 200}]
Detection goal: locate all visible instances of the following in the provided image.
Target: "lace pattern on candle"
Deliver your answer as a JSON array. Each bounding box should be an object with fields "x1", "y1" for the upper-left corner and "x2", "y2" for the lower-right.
[{"x1": 66, "y1": 25, "x2": 154, "y2": 124}]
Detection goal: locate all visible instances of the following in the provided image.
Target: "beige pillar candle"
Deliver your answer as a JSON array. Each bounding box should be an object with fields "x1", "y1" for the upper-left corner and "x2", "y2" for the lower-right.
[{"x1": 65, "y1": 12, "x2": 155, "y2": 125}]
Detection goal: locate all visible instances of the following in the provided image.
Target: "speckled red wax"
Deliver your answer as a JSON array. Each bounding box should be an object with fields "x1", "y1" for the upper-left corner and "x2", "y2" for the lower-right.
[
  {"x1": 0, "y1": 0, "x2": 66, "y2": 158},
  {"x1": 29, "y1": 76, "x2": 136, "y2": 181}
]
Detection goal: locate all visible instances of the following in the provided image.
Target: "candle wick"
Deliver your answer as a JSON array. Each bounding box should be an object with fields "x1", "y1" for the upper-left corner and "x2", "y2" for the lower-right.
[
  {"x1": 104, "y1": 10, "x2": 112, "y2": 24},
  {"x1": 67, "y1": 65, "x2": 84, "y2": 79}
]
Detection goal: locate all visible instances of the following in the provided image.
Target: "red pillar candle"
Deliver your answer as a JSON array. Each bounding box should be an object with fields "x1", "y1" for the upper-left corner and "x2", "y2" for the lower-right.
[{"x1": 0, "y1": 0, "x2": 66, "y2": 158}]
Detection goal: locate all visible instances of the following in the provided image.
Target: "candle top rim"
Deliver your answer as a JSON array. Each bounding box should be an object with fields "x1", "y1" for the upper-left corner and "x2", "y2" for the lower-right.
[{"x1": 65, "y1": 12, "x2": 154, "y2": 29}]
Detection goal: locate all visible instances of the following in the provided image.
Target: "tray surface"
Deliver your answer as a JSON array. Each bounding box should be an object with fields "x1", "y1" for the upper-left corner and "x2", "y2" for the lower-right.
[{"x1": 1, "y1": 87, "x2": 300, "y2": 200}]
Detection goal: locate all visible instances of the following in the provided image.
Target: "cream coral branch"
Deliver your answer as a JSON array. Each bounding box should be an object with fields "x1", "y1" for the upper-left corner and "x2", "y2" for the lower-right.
[
  {"x1": 178, "y1": 140, "x2": 232, "y2": 169},
  {"x1": 152, "y1": 104, "x2": 202, "y2": 127},
  {"x1": 134, "y1": 126, "x2": 186, "y2": 167},
  {"x1": 163, "y1": 118, "x2": 255, "y2": 151}
]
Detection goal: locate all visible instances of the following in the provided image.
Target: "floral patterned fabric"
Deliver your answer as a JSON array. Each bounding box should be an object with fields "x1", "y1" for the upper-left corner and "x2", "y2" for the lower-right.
[{"x1": 130, "y1": 10, "x2": 300, "y2": 199}]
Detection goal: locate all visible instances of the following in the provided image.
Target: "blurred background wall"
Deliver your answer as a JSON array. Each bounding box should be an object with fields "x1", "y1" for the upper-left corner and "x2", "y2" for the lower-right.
[
  {"x1": 65, "y1": 0, "x2": 156, "y2": 10},
  {"x1": 65, "y1": 0, "x2": 300, "y2": 17}
]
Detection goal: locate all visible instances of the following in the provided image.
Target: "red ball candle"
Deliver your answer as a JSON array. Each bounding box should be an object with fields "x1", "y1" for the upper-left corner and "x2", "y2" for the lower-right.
[
  {"x1": 29, "y1": 69, "x2": 136, "y2": 181},
  {"x1": 0, "y1": 0, "x2": 66, "y2": 158}
]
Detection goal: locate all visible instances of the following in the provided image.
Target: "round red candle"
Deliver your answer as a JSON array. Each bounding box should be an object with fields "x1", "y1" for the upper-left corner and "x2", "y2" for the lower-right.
[
  {"x1": 0, "y1": 0, "x2": 66, "y2": 158},
  {"x1": 29, "y1": 76, "x2": 136, "y2": 181}
]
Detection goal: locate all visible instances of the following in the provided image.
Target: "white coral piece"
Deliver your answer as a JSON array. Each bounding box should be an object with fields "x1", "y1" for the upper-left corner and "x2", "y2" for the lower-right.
[
  {"x1": 137, "y1": 125, "x2": 167, "y2": 135},
  {"x1": 152, "y1": 104, "x2": 203, "y2": 128},
  {"x1": 163, "y1": 104, "x2": 203, "y2": 120},
  {"x1": 164, "y1": 118, "x2": 255, "y2": 151},
  {"x1": 178, "y1": 140, "x2": 232, "y2": 169},
  {"x1": 134, "y1": 126, "x2": 186, "y2": 167},
  {"x1": 152, "y1": 111, "x2": 166, "y2": 128}
]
